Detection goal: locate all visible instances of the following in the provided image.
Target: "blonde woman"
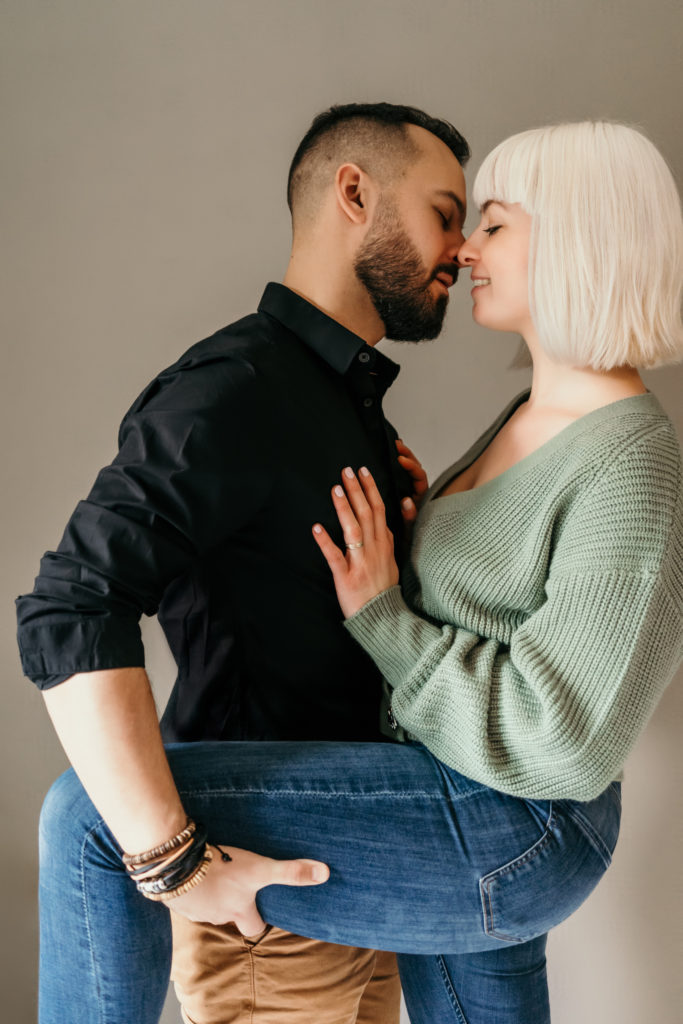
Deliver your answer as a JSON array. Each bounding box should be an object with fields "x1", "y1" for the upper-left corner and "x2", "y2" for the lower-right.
[{"x1": 33, "y1": 122, "x2": 683, "y2": 1024}]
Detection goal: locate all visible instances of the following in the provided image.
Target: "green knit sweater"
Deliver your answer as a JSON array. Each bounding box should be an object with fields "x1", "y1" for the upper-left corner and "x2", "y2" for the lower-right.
[{"x1": 345, "y1": 389, "x2": 683, "y2": 801}]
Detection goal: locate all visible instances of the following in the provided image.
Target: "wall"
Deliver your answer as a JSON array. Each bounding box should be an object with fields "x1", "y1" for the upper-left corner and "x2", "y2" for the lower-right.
[{"x1": 2, "y1": 2, "x2": 681, "y2": 1020}]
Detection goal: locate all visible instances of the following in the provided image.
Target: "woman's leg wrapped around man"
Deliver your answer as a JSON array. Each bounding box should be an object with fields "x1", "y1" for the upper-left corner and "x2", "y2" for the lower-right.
[{"x1": 38, "y1": 740, "x2": 620, "y2": 1023}]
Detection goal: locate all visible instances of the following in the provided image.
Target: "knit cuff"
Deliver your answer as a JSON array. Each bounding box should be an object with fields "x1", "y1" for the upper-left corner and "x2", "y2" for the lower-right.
[{"x1": 343, "y1": 585, "x2": 442, "y2": 686}]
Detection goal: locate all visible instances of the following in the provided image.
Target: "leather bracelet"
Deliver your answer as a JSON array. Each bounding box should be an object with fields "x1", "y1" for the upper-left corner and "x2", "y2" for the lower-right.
[
  {"x1": 126, "y1": 841, "x2": 192, "y2": 880},
  {"x1": 136, "y1": 838, "x2": 209, "y2": 895},
  {"x1": 126, "y1": 823, "x2": 208, "y2": 881},
  {"x1": 138, "y1": 847, "x2": 214, "y2": 903}
]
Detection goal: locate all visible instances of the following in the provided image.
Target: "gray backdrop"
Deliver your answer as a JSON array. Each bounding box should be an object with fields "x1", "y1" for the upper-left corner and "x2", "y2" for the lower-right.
[{"x1": 2, "y1": 2, "x2": 681, "y2": 1021}]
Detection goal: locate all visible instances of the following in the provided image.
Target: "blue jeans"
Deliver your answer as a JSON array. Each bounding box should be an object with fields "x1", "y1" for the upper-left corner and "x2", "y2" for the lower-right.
[{"x1": 39, "y1": 741, "x2": 621, "y2": 1023}]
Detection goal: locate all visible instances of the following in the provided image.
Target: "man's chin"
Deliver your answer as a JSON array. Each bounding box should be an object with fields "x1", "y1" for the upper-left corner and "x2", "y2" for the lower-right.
[
  {"x1": 385, "y1": 322, "x2": 446, "y2": 343},
  {"x1": 384, "y1": 301, "x2": 448, "y2": 342}
]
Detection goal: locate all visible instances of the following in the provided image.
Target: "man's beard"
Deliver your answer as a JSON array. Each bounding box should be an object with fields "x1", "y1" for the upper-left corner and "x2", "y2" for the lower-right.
[{"x1": 353, "y1": 198, "x2": 454, "y2": 342}]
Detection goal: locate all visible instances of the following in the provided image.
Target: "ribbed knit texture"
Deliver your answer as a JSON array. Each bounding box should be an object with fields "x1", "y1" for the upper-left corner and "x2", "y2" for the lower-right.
[{"x1": 345, "y1": 390, "x2": 683, "y2": 801}]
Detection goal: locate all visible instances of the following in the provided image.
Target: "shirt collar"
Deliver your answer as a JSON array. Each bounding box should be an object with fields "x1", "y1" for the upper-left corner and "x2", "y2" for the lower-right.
[{"x1": 258, "y1": 282, "x2": 400, "y2": 392}]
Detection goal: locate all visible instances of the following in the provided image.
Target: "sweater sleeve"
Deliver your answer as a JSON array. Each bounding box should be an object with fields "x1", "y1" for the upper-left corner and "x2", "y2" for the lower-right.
[{"x1": 345, "y1": 430, "x2": 683, "y2": 800}]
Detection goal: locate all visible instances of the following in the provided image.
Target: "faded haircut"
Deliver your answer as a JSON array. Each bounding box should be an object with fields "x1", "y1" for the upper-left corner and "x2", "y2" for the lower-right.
[{"x1": 287, "y1": 102, "x2": 470, "y2": 229}]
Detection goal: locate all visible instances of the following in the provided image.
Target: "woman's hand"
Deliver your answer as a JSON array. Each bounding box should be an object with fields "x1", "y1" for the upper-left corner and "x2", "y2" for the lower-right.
[
  {"x1": 313, "y1": 466, "x2": 400, "y2": 619},
  {"x1": 168, "y1": 846, "x2": 330, "y2": 933}
]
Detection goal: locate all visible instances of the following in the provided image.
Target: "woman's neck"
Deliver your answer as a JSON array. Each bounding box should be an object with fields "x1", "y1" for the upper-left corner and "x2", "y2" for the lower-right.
[{"x1": 523, "y1": 335, "x2": 647, "y2": 415}]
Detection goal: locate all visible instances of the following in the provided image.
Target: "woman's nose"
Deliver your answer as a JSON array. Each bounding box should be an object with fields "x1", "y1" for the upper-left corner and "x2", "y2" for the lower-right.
[{"x1": 456, "y1": 234, "x2": 479, "y2": 268}]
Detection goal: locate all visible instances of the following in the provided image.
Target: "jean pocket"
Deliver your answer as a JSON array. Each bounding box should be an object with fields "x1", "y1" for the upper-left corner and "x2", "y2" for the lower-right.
[
  {"x1": 480, "y1": 802, "x2": 558, "y2": 944},
  {"x1": 479, "y1": 800, "x2": 612, "y2": 944}
]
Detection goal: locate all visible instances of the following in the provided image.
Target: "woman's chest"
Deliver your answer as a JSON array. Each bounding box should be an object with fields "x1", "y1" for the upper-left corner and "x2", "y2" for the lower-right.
[
  {"x1": 405, "y1": 494, "x2": 562, "y2": 634},
  {"x1": 439, "y1": 409, "x2": 579, "y2": 497}
]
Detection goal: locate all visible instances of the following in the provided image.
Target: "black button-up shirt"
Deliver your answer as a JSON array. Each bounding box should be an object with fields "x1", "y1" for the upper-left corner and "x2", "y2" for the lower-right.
[{"x1": 16, "y1": 284, "x2": 412, "y2": 742}]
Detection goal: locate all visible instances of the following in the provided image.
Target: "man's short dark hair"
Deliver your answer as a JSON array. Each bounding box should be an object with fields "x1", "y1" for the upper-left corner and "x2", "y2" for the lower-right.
[{"x1": 287, "y1": 102, "x2": 470, "y2": 222}]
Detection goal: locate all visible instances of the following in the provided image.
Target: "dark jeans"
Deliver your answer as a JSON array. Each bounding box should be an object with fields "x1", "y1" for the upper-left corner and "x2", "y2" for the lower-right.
[{"x1": 39, "y1": 741, "x2": 621, "y2": 1023}]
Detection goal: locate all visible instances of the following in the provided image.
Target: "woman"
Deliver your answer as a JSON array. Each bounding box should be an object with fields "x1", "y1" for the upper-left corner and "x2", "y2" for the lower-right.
[{"x1": 38, "y1": 122, "x2": 683, "y2": 1023}]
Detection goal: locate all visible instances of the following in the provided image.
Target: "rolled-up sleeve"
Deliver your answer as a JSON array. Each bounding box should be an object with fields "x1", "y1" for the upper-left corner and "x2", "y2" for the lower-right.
[{"x1": 16, "y1": 354, "x2": 272, "y2": 688}]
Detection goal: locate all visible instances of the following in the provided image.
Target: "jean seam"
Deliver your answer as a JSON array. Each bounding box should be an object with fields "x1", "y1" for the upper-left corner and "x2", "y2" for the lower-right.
[
  {"x1": 81, "y1": 818, "x2": 108, "y2": 1024},
  {"x1": 177, "y1": 788, "x2": 451, "y2": 799},
  {"x1": 480, "y1": 803, "x2": 556, "y2": 943},
  {"x1": 557, "y1": 802, "x2": 613, "y2": 869},
  {"x1": 436, "y1": 956, "x2": 470, "y2": 1024}
]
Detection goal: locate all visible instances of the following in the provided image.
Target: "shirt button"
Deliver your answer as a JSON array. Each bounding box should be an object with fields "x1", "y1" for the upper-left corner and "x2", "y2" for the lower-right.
[
  {"x1": 358, "y1": 352, "x2": 371, "y2": 364},
  {"x1": 363, "y1": 397, "x2": 374, "y2": 408}
]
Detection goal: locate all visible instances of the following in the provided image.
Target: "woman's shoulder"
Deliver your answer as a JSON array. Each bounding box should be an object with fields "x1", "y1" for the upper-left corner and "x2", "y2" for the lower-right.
[
  {"x1": 571, "y1": 393, "x2": 680, "y2": 491},
  {"x1": 552, "y1": 397, "x2": 682, "y2": 579}
]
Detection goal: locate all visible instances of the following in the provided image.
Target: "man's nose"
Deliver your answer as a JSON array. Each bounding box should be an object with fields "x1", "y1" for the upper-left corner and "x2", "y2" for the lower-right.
[{"x1": 444, "y1": 228, "x2": 465, "y2": 263}]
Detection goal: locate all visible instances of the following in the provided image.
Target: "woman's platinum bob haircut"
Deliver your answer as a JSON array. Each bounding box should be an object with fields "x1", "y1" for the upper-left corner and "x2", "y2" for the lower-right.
[{"x1": 472, "y1": 122, "x2": 683, "y2": 370}]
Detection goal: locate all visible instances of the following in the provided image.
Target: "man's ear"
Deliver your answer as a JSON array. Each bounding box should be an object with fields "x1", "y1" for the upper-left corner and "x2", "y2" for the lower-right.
[{"x1": 334, "y1": 163, "x2": 376, "y2": 226}]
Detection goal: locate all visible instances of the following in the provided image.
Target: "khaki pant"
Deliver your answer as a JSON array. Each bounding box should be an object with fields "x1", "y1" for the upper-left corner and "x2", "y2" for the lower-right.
[{"x1": 170, "y1": 914, "x2": 401, "y2": 1024}]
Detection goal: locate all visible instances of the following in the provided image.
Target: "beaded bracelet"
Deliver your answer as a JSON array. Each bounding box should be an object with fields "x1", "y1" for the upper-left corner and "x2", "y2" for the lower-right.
[
  {"x1": 122, "y1": 818, "x2": 196, "y2": 867},
  {"x1": 125, "y1": 824, "x2": 208, "y2": 881},
  {"x1": 122, "y1": 819, "x2": 215, "y2": 902},
  {"x1": 125, "y1": 836, "x2": 195, "y2": 880}
]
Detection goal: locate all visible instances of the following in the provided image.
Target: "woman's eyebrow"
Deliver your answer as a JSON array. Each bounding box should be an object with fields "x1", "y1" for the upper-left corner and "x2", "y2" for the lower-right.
[{"x1": 481, "y1": 199, "x2": 508, "y2": 213}]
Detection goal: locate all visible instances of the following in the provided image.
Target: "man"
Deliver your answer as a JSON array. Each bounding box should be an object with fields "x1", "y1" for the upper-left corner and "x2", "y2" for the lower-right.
[{"x1": 17, "y1": 102, "x2": 469, "y2": 1023}]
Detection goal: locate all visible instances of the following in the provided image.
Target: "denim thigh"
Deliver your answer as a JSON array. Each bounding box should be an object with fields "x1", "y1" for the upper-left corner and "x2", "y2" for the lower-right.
[
  {"x1": 162, "y1": 741, "x2": 620, "y2": 953},
  {"x1": 38, "y1": 739, "x2": 622, "y2": 1024}
]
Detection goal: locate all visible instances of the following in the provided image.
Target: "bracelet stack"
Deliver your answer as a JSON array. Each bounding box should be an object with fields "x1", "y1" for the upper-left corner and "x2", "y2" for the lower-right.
[{"x1": 122, "y1": 818, "x2": 213, "y2": 902}]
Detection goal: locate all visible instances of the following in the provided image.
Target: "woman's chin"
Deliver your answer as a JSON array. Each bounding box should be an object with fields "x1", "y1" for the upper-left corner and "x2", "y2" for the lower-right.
[
  {"x1": 471, "y1": 306, "x2": 521, "y2": 335},
  {"x1": 471, "y1": 305, "x2": 493, "y2": 328}
]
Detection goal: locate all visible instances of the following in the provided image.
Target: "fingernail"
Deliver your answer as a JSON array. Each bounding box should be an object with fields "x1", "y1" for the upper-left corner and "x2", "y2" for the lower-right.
[
  {"x1": 359, "y1": 466, "x2": 370, "y2": 477},
  {"x1": 334, "y1": 485, "x2": 344, "y2": 497},
  {"x1": 402, "y1": 497, "x2": 415, "y2": 510},
  {"x1": 343, "y1": 467, "x2": 354, "y2": 479},
  {"x1": 312, "y1": 865, "x2": 328, "y2": 882},
  {"x1": 313, "y1": 524, "x2": 322, "y2": 534}
]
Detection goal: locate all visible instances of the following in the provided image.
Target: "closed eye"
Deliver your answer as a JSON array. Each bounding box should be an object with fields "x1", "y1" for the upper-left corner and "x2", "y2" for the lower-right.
[
  {"x1": 436, "y1": 209, "x2": 451, "y2": 228},
  {"x1": 483, "y1": 225, "x2": 502, "y2": 236}
]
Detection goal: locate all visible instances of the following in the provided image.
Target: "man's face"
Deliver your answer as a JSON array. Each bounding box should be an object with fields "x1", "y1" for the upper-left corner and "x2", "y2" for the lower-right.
[{"x1": 354, "y1": 127, "x2": 467, "y2": 341}]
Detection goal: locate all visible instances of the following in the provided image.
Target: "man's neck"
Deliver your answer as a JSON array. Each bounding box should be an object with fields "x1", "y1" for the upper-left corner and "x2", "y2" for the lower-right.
[{"x1": 282, "y1": 257, "x2": 385, "y2": 346}]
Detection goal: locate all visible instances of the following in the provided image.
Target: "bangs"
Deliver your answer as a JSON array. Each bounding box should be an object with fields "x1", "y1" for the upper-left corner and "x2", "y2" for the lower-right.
[
  {"x1": 472, "y1": 129, "x2": 545, "y2": 213},
  {"x1": 470, "y1": 121, "x2": 683, "y2": 369}
]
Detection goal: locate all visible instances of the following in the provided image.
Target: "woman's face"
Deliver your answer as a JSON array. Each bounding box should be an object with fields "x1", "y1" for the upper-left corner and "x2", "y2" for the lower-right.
[{"x1": 457, "y1": 201, "x2": 533, "y2": 337}]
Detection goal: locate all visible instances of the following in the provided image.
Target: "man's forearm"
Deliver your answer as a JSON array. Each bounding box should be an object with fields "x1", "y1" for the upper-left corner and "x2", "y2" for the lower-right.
[{"x1": 43, "y1": 667, "x2": 187, "y2": 853}]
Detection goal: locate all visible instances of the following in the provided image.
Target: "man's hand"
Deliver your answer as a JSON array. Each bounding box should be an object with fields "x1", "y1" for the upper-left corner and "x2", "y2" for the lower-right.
[
  {"x1": 395, "y1": 439, "x2": 428, "y2": 528},
  {"x1": 168, "y1": 846, "x2": 330, "y2": 934}
]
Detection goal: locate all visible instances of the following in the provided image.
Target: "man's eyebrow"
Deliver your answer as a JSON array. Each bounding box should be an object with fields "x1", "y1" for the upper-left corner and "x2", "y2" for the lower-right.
[{"x1": 434, "y1": 190, "x2": 466, "y2": 225}]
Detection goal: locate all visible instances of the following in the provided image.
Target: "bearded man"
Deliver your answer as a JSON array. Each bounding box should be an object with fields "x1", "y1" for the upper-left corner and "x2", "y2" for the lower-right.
[{"x1": 17, "y1": 101, "x2": 469, "y2": 1023}]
